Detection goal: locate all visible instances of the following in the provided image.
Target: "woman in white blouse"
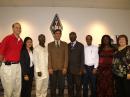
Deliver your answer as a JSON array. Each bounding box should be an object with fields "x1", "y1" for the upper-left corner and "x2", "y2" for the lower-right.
[{"x1": 20, "y1": 37, "x2": 34, "y2": 97}]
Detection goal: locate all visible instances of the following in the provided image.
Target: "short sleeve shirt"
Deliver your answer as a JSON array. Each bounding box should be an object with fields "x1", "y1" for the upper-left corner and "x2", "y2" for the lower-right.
[{"x1": 0, "y1": 34, "x2": 23, "y2": 62}]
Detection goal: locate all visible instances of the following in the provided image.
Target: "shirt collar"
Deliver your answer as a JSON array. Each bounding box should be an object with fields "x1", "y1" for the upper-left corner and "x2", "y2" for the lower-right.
[
  {"x1": 55, "y1": 40, "x2": 60, "y2": 45},
  {"x1": 11, "y1": 34, "x2": 20, "y2": 40},
  {"x1": 86, "y1": 44, "x2": 93, "y2": 47},
  {"x1": 71, "y1": 40, "x2": 76, "y2": 45}
]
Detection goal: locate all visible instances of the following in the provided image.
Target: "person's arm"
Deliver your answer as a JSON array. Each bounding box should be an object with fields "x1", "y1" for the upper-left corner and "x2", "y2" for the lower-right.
[
  {"x1": 126, "y1": 46, "x2": 130, "y2": 79},
  {"x1": 0, "y1": 37, "x2": 8, "y2": 61},
  {"x1": 0, "y1": 54, "x2": 2, "y2": 66},
  {"x1": 33, "y1": 48, "x2": 42, "y2": 76},
  {"x1": 80, "y1": 44, "x2": 85, "y2": 75},
  {"x1": 0, "y1": 55, "x2": 3, "y2": 62},
  {"x1": 93, "y1": 47, "x2": 99, "y2": 74},
  {"x1": 20, "y1": 50, "x2": 29, "y2": 75},
  {"x1": 20, "y1": 50, "x2": 30, "y2": 80},
  {"x1": 94, "y1": 46, "x2": 99, "y2": 68},
  {"x1": 62, "y1": 43, "x2": 68, "y2": 75},
  {"x1": 48, "y1": 43, "x2": 53, "y2": 75}
]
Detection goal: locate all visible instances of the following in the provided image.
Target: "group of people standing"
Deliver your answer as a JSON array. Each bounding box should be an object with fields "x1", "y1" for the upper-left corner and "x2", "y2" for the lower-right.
[{"x1": 0, "y1": 22, "x2": 130, "y2": 97}]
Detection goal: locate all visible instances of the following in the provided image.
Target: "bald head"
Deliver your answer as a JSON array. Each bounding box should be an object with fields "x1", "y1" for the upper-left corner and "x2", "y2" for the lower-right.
[
  {"x1": 12, "y1": 22, "x2": 21, "y2": 37},
  {"x1": 38, "y1": 34, "x2": 45, "y2": 47},
  {"x1": 69, "y1": 32, "x2": 77, "y2": 42},
  {"x1": 12, "y1": 22, "x2": 21, "y2": 28}
]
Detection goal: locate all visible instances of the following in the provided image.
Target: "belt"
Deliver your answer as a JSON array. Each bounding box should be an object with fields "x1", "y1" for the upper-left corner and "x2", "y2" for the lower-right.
[
  {"x1": 84, "y1": 65, "x2": 94, "y2": 68},
  {"x1": 4, "y1": 61, "x2": 19, "y2": 65}
]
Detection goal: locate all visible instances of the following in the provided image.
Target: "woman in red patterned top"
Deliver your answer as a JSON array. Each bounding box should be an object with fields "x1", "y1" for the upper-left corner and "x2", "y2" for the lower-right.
[{"x1": 97, "y1": 35, "x2": 116, "y2": 97}]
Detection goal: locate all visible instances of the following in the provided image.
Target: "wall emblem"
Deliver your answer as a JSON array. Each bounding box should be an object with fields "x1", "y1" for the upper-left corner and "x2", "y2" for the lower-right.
[{"x1": 50, "y1": 14, "x2": 63, "y2": 35}]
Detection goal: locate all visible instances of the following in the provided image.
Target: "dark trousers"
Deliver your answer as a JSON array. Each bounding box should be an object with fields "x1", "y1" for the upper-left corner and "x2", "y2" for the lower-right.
[
  {"x1": 21, "y1": 76, "x2": 33, "y2": 97},
  {"x1": 83, "y1": 65, "x2": 96, "y2": 97},
  {"x1": 21, "y1": 66, "x2": 34, "y2": 97},
  {"x1": 50, "y1": 70, "x2": 65, "y2": 97},
  {"x1": 114, "y1": 75, "x2": 130, "y2": 97},
  {"x1": 67, "y1": 73, "x2": 82, "y2": 97}
]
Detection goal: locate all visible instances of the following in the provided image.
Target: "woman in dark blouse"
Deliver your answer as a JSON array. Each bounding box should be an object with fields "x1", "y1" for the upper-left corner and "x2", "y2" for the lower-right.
[
  {"x1": 113, "y1": 34, "x2": 130, "y2": 97},
  {"x1": 97, "y1": 35, "x2": 115, "y2": 97},
  {"x1": 20, "y1": 37, "x2": 34, "y2": 97}
]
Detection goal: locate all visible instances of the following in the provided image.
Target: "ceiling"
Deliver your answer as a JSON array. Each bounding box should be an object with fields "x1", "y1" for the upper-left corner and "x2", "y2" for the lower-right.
[{"x1": 0, "y1": 0, "x2": 130, "y2": 9}]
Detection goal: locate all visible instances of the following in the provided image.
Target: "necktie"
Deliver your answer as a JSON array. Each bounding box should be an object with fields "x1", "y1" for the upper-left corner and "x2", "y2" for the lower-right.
[
  {"x1": 71, "y1": 42, "x2": 74, "y2": 49},
  {"x1": 57, "y1": 41, "x2": 60, "y2": 47}
]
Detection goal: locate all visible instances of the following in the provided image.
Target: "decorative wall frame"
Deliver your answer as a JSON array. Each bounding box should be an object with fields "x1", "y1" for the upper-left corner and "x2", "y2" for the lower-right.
[{"x1": 50, "y1": 13, "x2": 63, "y2": 36}]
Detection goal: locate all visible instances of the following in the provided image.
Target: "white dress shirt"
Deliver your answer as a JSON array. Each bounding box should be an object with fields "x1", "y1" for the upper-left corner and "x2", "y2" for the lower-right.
[
  {"x1": 84, "y1": 45, "x2": 99, "y2": 68},
  {"x1": 33, "y1": 45, "x2": 48, "y2": 79},
  {"x1": 29, "y1": 51, "x2": 33, "y2": 67},
  {"x1": 71, "y1": 41, "x2": 76, "y2": 47},
  {"x1": 55, "y1": 40, "x2": 60, "y2": 47}
]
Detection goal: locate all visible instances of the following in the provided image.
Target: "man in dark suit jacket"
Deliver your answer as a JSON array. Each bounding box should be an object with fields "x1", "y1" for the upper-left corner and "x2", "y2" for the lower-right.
[
  {"x1": 48, "y1": 29, "x2": 68, "y2": 97},
  {"x1": 67, "y1": 32, "x2": 84, "y2": 97}
]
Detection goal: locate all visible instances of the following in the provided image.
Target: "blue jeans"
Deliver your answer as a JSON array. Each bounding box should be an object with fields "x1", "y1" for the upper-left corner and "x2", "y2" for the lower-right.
[{"x1": 83, "y1": 65, "x2": 96, "y2": 97}]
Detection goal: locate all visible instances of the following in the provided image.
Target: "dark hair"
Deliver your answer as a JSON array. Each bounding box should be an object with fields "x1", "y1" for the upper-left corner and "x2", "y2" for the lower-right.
[
  {"x1": 22, "y1": 37, "x2": 33, "y2": 52},
  {"x1": 99, "y1": 35, "x2": 113, "y2": 52},
  {"x1": 117, "y1": 34, "x2": 128, "y2": 46},
  {"x1": 38, "y1": 34, "x2": 45, "y2": 41},
  {"x1": 53, "y1": 29, "x2": 62, "y2": 34},
  {"x1": 86, "y1": 35, "x2": 92, "y2": 40},
  {"x1": 12, "y1": 22, "x2": 21, "y2": 28},
  {"x1": 69, "y1": 32, "x2": 76, "y2": 36}
]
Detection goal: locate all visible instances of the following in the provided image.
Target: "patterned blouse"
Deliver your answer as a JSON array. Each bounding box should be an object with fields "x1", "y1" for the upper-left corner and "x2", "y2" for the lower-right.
[{"x1": 112, "y1": 46, "x2": 130, "y2": 78}]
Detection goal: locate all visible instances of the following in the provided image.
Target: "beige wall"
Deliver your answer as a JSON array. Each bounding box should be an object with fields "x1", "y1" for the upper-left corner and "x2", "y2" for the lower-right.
[{"x1": 0, "y1": 7, "x2": 130, "y2": 46}]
